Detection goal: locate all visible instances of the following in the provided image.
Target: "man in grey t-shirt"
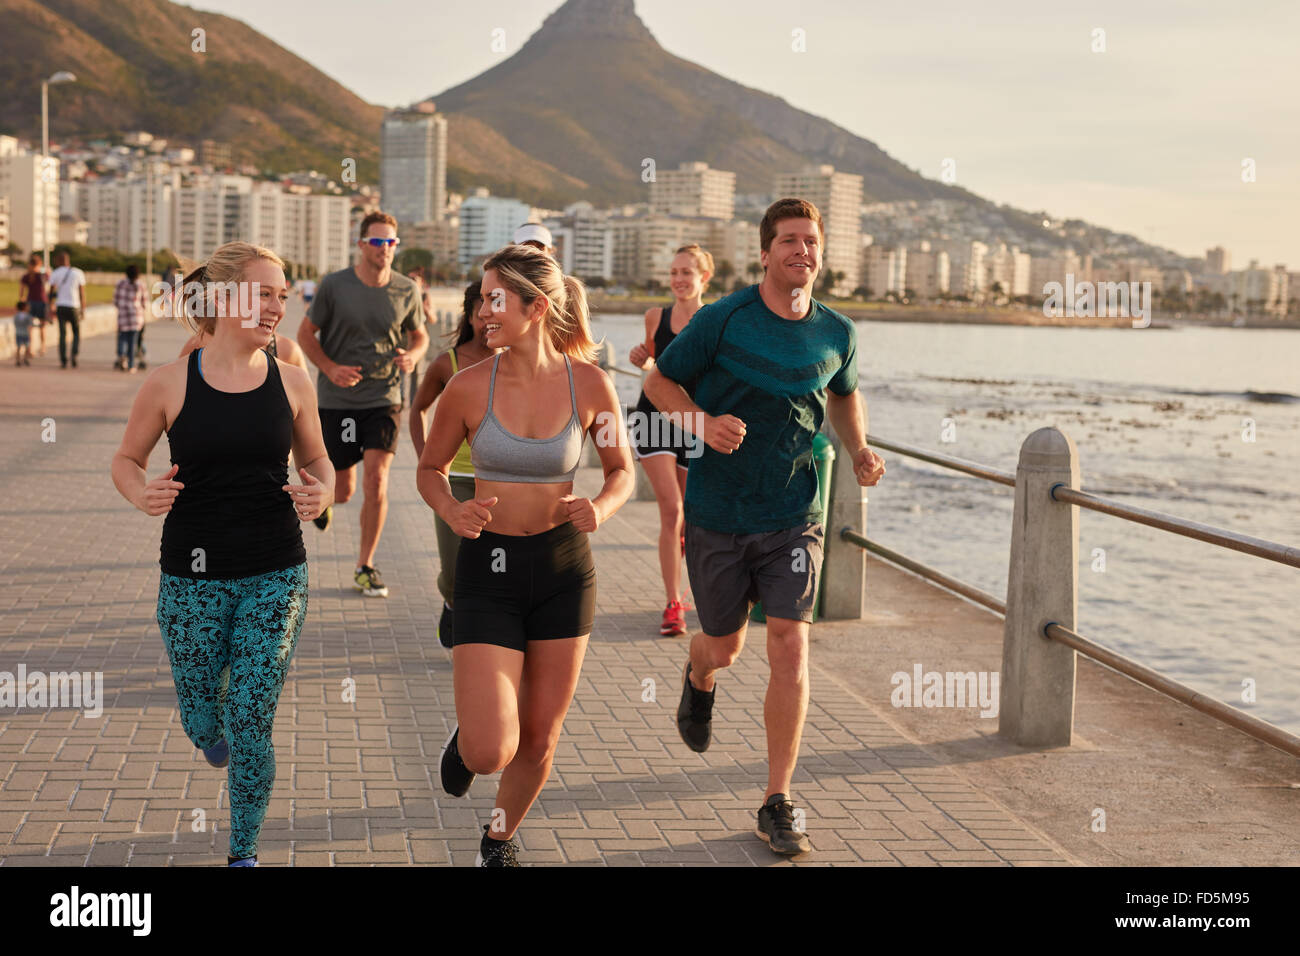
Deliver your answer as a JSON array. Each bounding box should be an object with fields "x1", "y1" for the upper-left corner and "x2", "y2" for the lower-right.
[{"x1": 297, "y1": 211, "x2": 429, "y2": 597}]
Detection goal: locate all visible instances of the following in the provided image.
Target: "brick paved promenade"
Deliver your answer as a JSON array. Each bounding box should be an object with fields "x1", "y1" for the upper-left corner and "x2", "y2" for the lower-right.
[{"x1": 0, "y1": 312, "x2": 1076, "y2": 866}]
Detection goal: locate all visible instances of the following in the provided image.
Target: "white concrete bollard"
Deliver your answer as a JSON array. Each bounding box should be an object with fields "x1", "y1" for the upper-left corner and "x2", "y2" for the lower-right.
[
  {"x1": 999, "y1": 426, "x2": 1080, "y2": 747},
  {"x1": 820, "y1": 431, "x2": 867, "y2": 619}
]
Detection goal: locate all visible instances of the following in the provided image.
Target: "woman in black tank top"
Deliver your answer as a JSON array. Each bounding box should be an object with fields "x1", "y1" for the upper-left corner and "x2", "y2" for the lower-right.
[
  {"x1": 627, "y1": 243, "x2": 715, "y2": 638},
  {"x1": 111, "y1": 241, "x2": 334, "y2": 867}
]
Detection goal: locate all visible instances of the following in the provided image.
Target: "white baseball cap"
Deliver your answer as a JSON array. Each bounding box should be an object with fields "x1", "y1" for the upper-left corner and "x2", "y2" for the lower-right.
[{"x1": 513, "y1": 223, "x2": 554, "y2": 249}]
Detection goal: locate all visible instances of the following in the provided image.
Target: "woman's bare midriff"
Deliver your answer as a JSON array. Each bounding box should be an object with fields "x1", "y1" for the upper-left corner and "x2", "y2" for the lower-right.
[{"x1": 474, "y1": 478, "x2": 576, "y2": 535}]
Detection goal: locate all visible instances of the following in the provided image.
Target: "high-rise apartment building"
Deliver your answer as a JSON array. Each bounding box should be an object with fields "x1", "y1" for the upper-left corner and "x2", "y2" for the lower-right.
[
  {"x1": 381, "y1": 102, "x2": 448, "y2": 226},
  {"x1": 773, "y1": 165, "x2": 863, "y2": 295},
  {"x1": 649, "y1": 162, "x2": 736, "y2": 221}
]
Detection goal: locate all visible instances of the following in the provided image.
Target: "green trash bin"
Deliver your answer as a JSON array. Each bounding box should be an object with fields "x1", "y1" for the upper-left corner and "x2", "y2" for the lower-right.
[{"x1": 750, "y1": 433, "x2": 836, "y2": 623}]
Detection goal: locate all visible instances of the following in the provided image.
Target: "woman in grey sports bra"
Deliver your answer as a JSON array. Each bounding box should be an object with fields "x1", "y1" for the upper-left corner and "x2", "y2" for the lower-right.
[{"x1": 416, "y1": 244, "x2": 634, "y2": 867}]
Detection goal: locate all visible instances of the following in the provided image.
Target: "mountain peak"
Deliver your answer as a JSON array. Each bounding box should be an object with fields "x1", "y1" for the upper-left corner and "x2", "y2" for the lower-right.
[{"x1": 535, "y1": 0, "x2": 656, "y2": 44}]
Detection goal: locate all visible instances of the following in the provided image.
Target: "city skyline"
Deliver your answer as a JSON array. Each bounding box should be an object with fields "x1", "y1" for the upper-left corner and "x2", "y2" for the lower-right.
[{"x1": 189, "y1": 0, "x2": 1300, "y2": 269}]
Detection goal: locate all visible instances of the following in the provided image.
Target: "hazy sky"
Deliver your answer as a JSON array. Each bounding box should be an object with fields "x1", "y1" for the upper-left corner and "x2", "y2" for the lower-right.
[{"x1": 197, "y1": 0, "x2": 1300, "y2": 268}]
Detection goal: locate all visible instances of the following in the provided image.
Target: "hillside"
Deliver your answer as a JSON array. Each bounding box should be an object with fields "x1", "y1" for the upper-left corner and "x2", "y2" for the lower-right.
[
  {"x1": 0, "y1": 0, "x2": 384, "y2": 178},
  {"x1": 432, "y1": 0, "x2": 982, "y2": 207}
]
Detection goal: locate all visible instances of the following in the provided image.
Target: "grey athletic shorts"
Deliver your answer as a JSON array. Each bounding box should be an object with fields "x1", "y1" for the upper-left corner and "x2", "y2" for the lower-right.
[{"x1": 684, "y1": 521, "x2": 825, "y2": 636}]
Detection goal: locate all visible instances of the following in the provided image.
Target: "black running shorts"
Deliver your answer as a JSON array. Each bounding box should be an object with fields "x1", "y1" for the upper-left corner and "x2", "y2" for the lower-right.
[
  {"x1": 453, "y1": 522, "x2": 596, "y2": 651},
  {"x1": 318, "y1": 405, "x2": 402, "y2": 470}
]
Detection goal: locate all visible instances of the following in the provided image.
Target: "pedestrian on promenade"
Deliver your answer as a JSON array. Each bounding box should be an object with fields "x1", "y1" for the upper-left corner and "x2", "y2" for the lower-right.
[
  {"x1": 11, "y1": 299, "x2": 32, "y2": 366},
  {"x1": 296, "y1": 211, "x2": 429, "y2": 595},
  {"x1": 113, "y1": 264, "x2": 148, "y2": 372},
  {"x1": 19, "y1": 255, "x2": 49, "y2": 358},
  {"x1": 48, "y1": 249, "x2": 86, "y2": 369},
  {"x1": 417, "y1": 244, "x2": 634, "y2": 866},
  {"x1": 644, "y1": 198, "x2": 886, "y2": 857},
  {"x1": 110, "y1": 240, "x2": 334, "y2": 867},
  {"x1": 409, "y1": 280, "x2": 502, "y2": 649},
  {"x1": 627, "y1": 243, "x2": 713, "y2": 636}
]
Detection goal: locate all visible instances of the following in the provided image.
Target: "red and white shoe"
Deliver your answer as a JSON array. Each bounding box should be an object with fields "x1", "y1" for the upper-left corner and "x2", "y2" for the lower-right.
[{"x1": 661, "y1": 599, "x2": 687, "y2": 636}]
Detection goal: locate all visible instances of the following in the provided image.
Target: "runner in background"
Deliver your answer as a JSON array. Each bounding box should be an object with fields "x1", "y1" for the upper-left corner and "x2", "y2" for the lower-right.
[
  {"x1": 409, "y1": 281, "x2": 501, "y2": 649},
  {"x1": 296, "y1": 211, "x2": 429, "y2": 596},
  {"x1": 627, "y1": 243, "x2": 713, "y2": 636}
]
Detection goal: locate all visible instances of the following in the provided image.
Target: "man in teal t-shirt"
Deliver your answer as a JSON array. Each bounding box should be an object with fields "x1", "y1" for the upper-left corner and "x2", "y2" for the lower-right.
[{"x1": 646, "y1": 197, "x2": 887, "y2": 857}]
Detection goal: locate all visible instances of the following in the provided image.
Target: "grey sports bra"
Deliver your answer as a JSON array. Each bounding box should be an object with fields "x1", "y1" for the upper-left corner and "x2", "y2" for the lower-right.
[{"x1": 471, "y1": 353, "x2": 585, "y2": 483}]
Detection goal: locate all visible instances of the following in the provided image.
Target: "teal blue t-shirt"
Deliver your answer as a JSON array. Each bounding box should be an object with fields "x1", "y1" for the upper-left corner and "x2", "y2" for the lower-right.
[{"x1": 653, "y1": 284, "x2": 858, "y2": 534}]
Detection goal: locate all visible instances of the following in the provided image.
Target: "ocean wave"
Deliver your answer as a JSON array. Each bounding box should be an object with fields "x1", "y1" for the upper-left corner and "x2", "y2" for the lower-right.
[{"x1": 1145, "y1": 387, "x2": 1300, "y2": 405}]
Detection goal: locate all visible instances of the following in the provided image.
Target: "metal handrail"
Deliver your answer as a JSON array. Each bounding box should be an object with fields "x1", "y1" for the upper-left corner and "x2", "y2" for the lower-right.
[
  {"x1": 1044, "y1": 622, "x2": 1300, "y2": 758},
  {"x1": 843, "y1": 433, "x2": 1300, "y2": 757},
  {"x1": 866, "y1": 434, "x2": 1297, "y2": 567},
  {"x1": 604, "y1": 364, "x2": 645, "y2": 378},
  {"x1": 841, "y1": 530, "x2": 1005, "y2": 614},
  {"x1": 866, "y1": 434, "x2": 1015, "y2": 486},
  {"x1": 1050, "y1": 484, "x2": 1300, "y2": 569}
]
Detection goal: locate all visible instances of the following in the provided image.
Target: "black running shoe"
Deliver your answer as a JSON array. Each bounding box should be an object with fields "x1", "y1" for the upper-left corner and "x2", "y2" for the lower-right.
[
  {"x1": 439, "y1": 604, "x2": 453, "y2": 649},
  {"x1": 756, "y1": 793, "x2": 812, "y2": 856},
  {"x1": 675, "y1": 661, "x2": 714, "y2": 752},
  {"x1": 475, "y1": 824, "x2": 520, "y2": 867},
  {"x1": 439, "y1": 726, "x2": 474, "y2": 797}
]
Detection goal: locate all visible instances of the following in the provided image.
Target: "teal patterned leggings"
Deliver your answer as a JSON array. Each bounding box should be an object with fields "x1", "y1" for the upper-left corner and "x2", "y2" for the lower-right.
[{"x1": 156, "y1": 563, "x2": 307, "y2": 859}]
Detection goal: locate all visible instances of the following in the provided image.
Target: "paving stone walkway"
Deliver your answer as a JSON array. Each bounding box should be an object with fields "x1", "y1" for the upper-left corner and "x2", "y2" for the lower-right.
[{"x1": 0, "y1": 311, "x2": 1075, "y2": 866}]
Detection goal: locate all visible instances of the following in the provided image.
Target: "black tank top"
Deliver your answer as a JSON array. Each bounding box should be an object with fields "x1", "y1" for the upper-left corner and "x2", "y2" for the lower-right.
[
  {"x1": 636, "y1": 306, "x2": 683, "y2": 414},
  {"x1": 160, "y1": 348, "x2": 306, "y2": 578}
]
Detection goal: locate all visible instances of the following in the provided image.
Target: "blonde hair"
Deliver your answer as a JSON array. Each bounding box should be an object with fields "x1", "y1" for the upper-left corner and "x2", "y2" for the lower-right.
[
  {"x1": 675, "y1": 243, "x2": 714, "y2": 277},
  {"x1": 177, "y1": 241, "x2": 286, "y2": 335},
  {"x1": 482, "y1": 244, "x2": 597, "y2": 362}
]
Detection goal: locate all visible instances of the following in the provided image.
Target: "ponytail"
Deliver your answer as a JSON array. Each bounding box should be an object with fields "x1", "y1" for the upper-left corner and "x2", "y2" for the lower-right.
[{"x1": 551, "y1": 273, "x2": 597, "y2": 363}]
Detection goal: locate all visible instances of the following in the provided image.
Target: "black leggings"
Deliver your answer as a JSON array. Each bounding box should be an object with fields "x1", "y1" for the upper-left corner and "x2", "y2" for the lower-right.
[{"x1": 453, "y1": 522, "x2": 596, "y2": 651}]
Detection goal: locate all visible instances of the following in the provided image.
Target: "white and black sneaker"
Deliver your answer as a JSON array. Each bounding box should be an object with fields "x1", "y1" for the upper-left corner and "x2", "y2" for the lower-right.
[
  {"x1": 439, "y1": 726, "x2": 475, "y2": 797},
  {"x1": 474, "y1": 824, "x2": 520, "y2": 867}
]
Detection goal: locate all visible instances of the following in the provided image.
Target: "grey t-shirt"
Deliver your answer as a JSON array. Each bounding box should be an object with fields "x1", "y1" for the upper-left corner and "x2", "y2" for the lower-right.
[{"x1": 310, "y1": 267, "x2": 423, "y2": 409}]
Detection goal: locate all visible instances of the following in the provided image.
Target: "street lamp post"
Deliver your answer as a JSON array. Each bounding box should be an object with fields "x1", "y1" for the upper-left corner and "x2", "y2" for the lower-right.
[{"x1": 40, "y1": 71, "x2": 76, "y2": 271}]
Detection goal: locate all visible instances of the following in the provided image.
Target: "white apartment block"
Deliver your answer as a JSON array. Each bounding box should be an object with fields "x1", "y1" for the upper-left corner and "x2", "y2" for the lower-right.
[
  {"x1": 1230, "y1": 261, "x2": 1289, "y2": 315},
  {"x1": 404, "y1": 218, "x2": 460, "y2": 267},
  {"x1": 546, "y1": 203, "x2": 615, "y2": 281},
  {"x1": 608, "y1": 214, "x2": 719, "y2": 285},
  {"x1": 1028, "y1": 252, "x2": 1082, "y2": 297},
  {"x1": 774, "y1": 164, "x2": 863, "y2": 296},
  {"x1": 706, "y1": 219, "x2": 761, "y2": 284},
  {"x1": 247, "y1": 183, "x2": 353, "y2": 277},
  {"x1": 1205, "y1": 246, "x2": 1231, "y2": 274},
  {"x1": 862, "y1": 244, "x2": 906, "y2": 297},
  {"x1": 934, "y1": 239, "x2": 989, "y2": 297},
  {"x1": 649, "y1": 162, "x2": 736, "y2": 221},
  {"x1": 381, "y1": 103, "x2": 449, "y2": 226},
  {"x1": 457, "y1": 192, "x2": 532, "y2": 269},
  {"x1": 61, "y1": 175, "x2": 176, "y2": 254},
  {"x1": 985, "y1": 243, "x2": 1030, "y2": 297},
  {"x1": 0, "y1": 135, "x2": 60, "y2": 256},
  {"x1": 904, "y1": 242, "x2": 950, "y2": 299},
  {"x1": 63, "y1": 173, "x2": 352, "y2": 274}
]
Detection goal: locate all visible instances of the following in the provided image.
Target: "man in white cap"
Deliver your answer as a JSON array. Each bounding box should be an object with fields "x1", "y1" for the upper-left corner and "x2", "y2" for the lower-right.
[{"x1": 512, "y1": 222, "x2": 555, "y2": 256}]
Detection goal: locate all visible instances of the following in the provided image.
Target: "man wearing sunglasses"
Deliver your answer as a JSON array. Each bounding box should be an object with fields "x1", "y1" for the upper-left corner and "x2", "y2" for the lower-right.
[{"x1": 298, "y1": 211, "x2": 430, "y2": 597}]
